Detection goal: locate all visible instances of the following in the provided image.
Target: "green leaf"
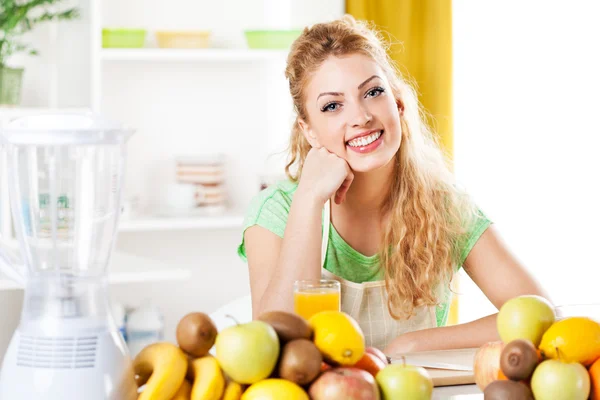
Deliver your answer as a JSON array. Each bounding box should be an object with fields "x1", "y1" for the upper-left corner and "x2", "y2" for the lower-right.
[{"x1": 0, "y1": 0, "x2": 79, "y2": 63}]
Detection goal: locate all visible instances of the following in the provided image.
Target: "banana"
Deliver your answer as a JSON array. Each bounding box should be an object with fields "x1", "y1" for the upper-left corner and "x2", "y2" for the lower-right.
[
  {"x1": 222, "y1": 381, "x2": 243, "y2": 400},
  {"x1": 171, "y1": 379, "x2": 192, "y2": 400},
  {"x1": 134, "y1": 342, "x2": 188, "y2": 400},
  {"x1": 190, "y1": 356, "x2": 226, "y2": 400}
]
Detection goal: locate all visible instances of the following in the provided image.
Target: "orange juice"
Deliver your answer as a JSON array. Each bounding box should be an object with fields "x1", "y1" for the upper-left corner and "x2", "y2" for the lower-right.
[{"x1": 294, "y1": 288, "x2": 340, "y2": 321}]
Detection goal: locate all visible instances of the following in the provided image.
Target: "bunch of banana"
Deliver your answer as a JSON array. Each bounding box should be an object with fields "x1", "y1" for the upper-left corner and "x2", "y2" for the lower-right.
[{"x1": 133, "y1": 312, "x2": 242, "y2": 400}]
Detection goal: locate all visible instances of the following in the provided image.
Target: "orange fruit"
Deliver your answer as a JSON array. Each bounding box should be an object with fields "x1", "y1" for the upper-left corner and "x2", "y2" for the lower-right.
[
  {"x1": 589, "y1": 358, "x2": 600, "y2": 400},
  {"x1": 539, "y1": 317, "x2": 600, "y2": 366},
  {"x1": 497, "y1": 369, "x2": 509, "y2": 381},
  {"x1": 309, "y1": 311, "x2": 365, "y2": 366},
  {"x1": 320, "y1": 361, "x2": 332, "y2": 372},
  {"x1": 353, "y1": 352, "x2": 386, "y2": 378}
]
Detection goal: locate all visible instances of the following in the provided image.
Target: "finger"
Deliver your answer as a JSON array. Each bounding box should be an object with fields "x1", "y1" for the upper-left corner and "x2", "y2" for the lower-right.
[{"x1": 335, "y1": 172, "x2": 354, "y2": 204}]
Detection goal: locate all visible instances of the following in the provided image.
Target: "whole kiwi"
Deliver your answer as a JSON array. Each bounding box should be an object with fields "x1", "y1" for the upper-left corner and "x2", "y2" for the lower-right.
[
  {"x1": 278, "y1": 339, "x2": 323, "y2": 386},
  {"x1": 500, "y1": 339, "x2": 539, "y2": 381},
  {"x1": 176, "y1": 312, "x2": 218, "y2": 357},
  {"x1": 257, "y1": 311, "x2": 313, "y2": 343},
  {"x1": 484, "y1": 380, "x2": 534, "y2": 400}
]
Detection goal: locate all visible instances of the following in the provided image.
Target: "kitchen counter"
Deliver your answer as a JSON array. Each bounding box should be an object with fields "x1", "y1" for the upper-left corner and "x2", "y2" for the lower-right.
[{"x1": 433, "y1": 384, "x2": 482, "y2": 399}]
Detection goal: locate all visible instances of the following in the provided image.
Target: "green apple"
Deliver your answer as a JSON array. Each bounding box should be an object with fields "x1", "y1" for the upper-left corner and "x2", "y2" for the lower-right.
[
  {"x1": 215, "y1": 320, "x2": 280, "y2": 384},
  {"x1": 375, "y1": 363, "x2": 433, "y2": 400},
  {"x1": 497, "y1": 295, "x2": 555, "y2": 346},
  {"x1": 531, "y1": 359, "x2": 590, "y2": 400}
]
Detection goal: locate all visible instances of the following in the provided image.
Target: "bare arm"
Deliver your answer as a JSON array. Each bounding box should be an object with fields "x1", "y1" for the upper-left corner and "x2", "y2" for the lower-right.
[
  {"x1": 384, "y1": 224, "x2": 552, "y2": 354},
  {"x1": 245, "y1": 148, "x2": 354, "y2": 318},
  {"x1": 245, "y1": 190, "x2": 323, "y2": 318}
]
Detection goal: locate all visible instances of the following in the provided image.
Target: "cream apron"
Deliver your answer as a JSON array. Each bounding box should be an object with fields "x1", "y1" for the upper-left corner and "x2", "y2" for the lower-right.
[{"x1": 320, "y1": 200, "x2": 438, "y2": 351}]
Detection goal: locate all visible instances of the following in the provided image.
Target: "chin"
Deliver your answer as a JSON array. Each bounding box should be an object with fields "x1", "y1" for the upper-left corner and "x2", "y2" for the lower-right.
[
  {"x1": 345, "y1": 133, "x2": 400, "y2": 173},
  {"x1": 347, "y1": 144, "x2": 399, "y2": 173},
  {"x1": 347, "y1": 151, "x2": 396, "y2": 173}
]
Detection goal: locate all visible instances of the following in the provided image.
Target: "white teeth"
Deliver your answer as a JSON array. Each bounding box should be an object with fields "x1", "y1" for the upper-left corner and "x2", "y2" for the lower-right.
[{"x1": 347, "y1": 131, "x2": 382, "y2": 147}]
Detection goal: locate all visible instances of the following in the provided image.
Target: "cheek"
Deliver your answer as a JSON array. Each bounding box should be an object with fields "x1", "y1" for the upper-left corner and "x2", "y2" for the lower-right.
[
  {"x1": 383, "y1": 105, "x2": 402, "y2": 136},
  {"x1": 319, "y1": 118, "x2": 347, "y2": 147}
]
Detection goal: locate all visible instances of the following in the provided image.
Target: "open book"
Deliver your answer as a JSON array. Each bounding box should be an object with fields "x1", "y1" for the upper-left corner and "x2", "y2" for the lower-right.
[{"x1": 389, "y1": 348, "x2": 477, "y2": 387}]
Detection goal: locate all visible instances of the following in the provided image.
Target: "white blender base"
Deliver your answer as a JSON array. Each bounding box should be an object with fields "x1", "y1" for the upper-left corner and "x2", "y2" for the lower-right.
[{"x1": 0, "y1": 328, "x2": 137, "y2": 400}]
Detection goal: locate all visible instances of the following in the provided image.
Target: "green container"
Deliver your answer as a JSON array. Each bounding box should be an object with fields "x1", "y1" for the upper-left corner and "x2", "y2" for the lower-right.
[
  {"x1": 102, "y1": 28, "x2": 147, "y2": 48},
  {"x1": 0, "y1": 66, "x2": 24, "y2": 106},
  {"x1": 244, "y1": 30, "x2": 302, "y2": 49}
]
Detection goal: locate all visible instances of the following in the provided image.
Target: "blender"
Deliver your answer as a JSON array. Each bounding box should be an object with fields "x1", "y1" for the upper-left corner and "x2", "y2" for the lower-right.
[{"x1": 0, "y1": 112, "x2": 138, "y2": 399}]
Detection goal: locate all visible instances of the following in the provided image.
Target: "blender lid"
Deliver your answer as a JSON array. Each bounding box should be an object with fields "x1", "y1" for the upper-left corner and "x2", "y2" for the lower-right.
[{"x1": 0, "y1": 112, "x2": 135, "y2": 145}]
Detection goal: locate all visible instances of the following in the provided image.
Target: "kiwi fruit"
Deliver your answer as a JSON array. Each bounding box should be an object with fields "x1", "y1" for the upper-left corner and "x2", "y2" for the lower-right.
[
  {"x1": 484, "y1": 380, "x2": 534, "y2": 399},
  {"x1": 176, "y1": 312, "x2": 218, "y2": 357},
  {"x1": 257, "y1": 311, "x2": 313, "y2": 343},
  {"x1": 500, "y1": 339, "x2": 539, "y2": 381},
  {"x1": 278, "y1": 339, "x2": 323, "y2": 386}
]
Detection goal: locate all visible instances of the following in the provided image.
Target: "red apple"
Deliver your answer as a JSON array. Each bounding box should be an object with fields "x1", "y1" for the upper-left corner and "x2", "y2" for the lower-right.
[
  {"x1": 309, "y1": 368, "x2": 380, "y2": 400},
  {"x1": 366, "y1": 347, "x2": 389, "y2": 365},
  {"x1": 474, "y1": 341, "x2": 505, "y2": 390}
]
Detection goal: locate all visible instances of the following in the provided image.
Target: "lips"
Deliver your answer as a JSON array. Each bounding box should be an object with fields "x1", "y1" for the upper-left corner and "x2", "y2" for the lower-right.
[
  {"x1": 346, "y1": 130, "x2": 384, "y2": 148},
  {"x1": 346, "y1": 130, "x2": 385, "y2": 154},
  {"x1": 345, "y1": 129, "x2": 383, "y2": 144}
]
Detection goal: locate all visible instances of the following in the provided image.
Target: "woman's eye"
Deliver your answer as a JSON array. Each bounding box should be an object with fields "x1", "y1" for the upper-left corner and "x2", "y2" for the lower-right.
[
  {"x1": 321, "y1": 103, "x2": 340, "y2": 112},
  {"x1": 366, "y1": 87, "x2": 385, "y2": 98}
]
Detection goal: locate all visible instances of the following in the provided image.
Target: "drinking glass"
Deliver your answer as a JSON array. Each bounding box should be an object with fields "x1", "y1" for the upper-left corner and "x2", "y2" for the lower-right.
[{"x1": 293, "y1": 279, "x2": 341, "y2": 320}]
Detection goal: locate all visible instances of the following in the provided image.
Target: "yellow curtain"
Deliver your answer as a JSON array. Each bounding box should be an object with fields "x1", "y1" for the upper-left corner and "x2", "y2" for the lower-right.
[{"x1": 346, "y1": 0, "x2": 460, "y2": 326}]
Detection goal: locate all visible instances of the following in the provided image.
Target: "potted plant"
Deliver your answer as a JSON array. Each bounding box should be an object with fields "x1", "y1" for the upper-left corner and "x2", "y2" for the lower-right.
[{"x1": 0, "y1": 0, "x2": 79, "y2": 106}]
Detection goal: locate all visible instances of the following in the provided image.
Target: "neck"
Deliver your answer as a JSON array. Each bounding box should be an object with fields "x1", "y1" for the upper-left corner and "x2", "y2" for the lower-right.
[{"x1": 341, "y1": 159, "x2": 396, "y2": 213}]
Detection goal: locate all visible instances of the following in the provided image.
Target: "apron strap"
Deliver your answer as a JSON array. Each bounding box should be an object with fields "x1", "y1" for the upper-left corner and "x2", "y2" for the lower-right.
[{"x1": 320, "y1": 199, "x2": 331, "y2": 267}]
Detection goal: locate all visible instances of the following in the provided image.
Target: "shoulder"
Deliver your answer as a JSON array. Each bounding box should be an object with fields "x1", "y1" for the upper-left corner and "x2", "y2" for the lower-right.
[
  {"x1": 242, "y1": 178, "x2": 299, "y2": 235},
  {"x1": 457, "y1": 203, "x2": 493, "y2": 267},
  {"x1": 243, "y1": 179, "x2": 298, "y2": 228},
  {"x1": 237, "y1": 179, "x2": 299, "y2": 262}
]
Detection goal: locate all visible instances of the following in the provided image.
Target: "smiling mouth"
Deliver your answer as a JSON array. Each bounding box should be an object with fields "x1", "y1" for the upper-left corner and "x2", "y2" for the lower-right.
[{"x1": 346, "y1": 130, "x2": 384, "y2": 147}]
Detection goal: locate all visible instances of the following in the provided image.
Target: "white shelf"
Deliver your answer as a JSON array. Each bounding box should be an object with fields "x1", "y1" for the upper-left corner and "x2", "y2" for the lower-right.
[
  {"x1": 101, "y1": 48, "x2": 289, "y2": 62},
  {"x1": 0, "y1": 250, "x2": 192, "y2": 291},
  {"x1": 118, "y1": 212, "x2": 244, "y2": 232}
]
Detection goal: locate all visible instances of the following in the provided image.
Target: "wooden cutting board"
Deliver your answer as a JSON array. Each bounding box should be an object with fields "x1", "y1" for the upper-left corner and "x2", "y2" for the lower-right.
[
  {"x1": 425, "y1": 368, "x2": 475, "y2": 387},
  {"x1": 390, "y1": 348, "x2": 477, "y2": 387}
]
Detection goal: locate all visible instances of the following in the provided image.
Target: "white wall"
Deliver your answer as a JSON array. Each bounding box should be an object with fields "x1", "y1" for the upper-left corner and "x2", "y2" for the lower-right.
[
  {"x1": 97, "y1": 0, "x2": 344, "y2": 345},
  {"x1": 0, "y1": 0, "x2": 345, "y2": 360},
  {"x1": 453, "y1": 0, "x2": 600, "y2": 322}
]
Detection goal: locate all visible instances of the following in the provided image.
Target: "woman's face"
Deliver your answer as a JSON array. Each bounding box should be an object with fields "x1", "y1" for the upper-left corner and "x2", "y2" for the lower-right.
[{"x1": 300, "y1": 53, "x2": 403, "y2": 173}]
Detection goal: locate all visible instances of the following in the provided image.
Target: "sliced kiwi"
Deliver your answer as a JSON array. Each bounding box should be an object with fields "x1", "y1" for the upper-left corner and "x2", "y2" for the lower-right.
[
  {"x1": 500, "y1": 339, "x2": 539, "y2": 381},
  {"x1": 278, "y1": 339, "x2": 323, "y2": 386},
  {"x1": 484, "y1": 380, "x2": 534, "y2": 400},
  {"x1": 257, "y1": 311, "x2": 313, "y2": 343}
]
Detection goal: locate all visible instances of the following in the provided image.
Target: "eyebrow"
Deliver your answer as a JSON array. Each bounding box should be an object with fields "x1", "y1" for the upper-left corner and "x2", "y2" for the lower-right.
[{"x1": 316, "y1": 75, "x2": 382, "y2": 101}]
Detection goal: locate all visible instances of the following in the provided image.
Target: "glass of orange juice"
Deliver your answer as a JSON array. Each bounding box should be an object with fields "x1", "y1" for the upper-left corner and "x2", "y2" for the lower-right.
[{"x1": 293, "y1": 279, "x2": 341, "y2": 321}]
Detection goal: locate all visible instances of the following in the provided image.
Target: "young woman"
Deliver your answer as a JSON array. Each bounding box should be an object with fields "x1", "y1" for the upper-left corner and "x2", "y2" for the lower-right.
[{"x1": 237, "y1": 15, "x2": 550, "y2": 354}]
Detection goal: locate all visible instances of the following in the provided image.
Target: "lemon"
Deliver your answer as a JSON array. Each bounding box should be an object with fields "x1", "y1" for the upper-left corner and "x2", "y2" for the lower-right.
[
  {"x1": 539, "y1": 317, "x2": 600, "y2": 366},
  {"x1": 309, "y1": 310, "x2": 365, "y2": 366},
  {"x1": 241, "y1": 379, "x2": 309, "y2": 400}
]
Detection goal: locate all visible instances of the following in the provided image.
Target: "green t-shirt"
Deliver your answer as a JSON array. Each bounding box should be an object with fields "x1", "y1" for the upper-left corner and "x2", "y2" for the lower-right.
[{"x1": 237, "y1": 179, "x2": 492, "y2": 327}]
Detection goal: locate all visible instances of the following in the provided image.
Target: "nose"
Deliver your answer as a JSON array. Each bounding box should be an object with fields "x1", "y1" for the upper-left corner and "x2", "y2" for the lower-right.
[{"x1": 349, "y1": 103, "x2": 372, "y2": 128}]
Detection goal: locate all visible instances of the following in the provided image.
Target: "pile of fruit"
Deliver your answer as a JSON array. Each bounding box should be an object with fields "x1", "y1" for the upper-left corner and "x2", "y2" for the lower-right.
[
  {"x1": 474, "y1": 295, "x2": 600, "y2": 399},
  {"x1": 133, "y1": 309, "x2": 435, "y2": 400}
]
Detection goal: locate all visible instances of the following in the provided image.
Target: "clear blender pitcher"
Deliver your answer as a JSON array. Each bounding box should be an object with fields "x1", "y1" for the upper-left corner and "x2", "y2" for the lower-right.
[{"x1": 0, "y1": 112, "x2": 137, "y2": 400}]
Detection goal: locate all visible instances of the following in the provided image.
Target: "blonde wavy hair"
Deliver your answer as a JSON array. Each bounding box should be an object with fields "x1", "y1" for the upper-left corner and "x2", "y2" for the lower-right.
[{"x1": 284, "y1": 15, "x2": 480, "y2": 320}]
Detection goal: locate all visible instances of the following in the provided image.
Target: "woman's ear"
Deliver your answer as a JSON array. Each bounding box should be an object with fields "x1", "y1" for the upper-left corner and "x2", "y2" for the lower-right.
[
  {"x1": 298, "y1": 119, "x2": 322, "y2": 148},
  {"x1": 397, "y1": 99, "x2": 405, "y2": 115}
]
